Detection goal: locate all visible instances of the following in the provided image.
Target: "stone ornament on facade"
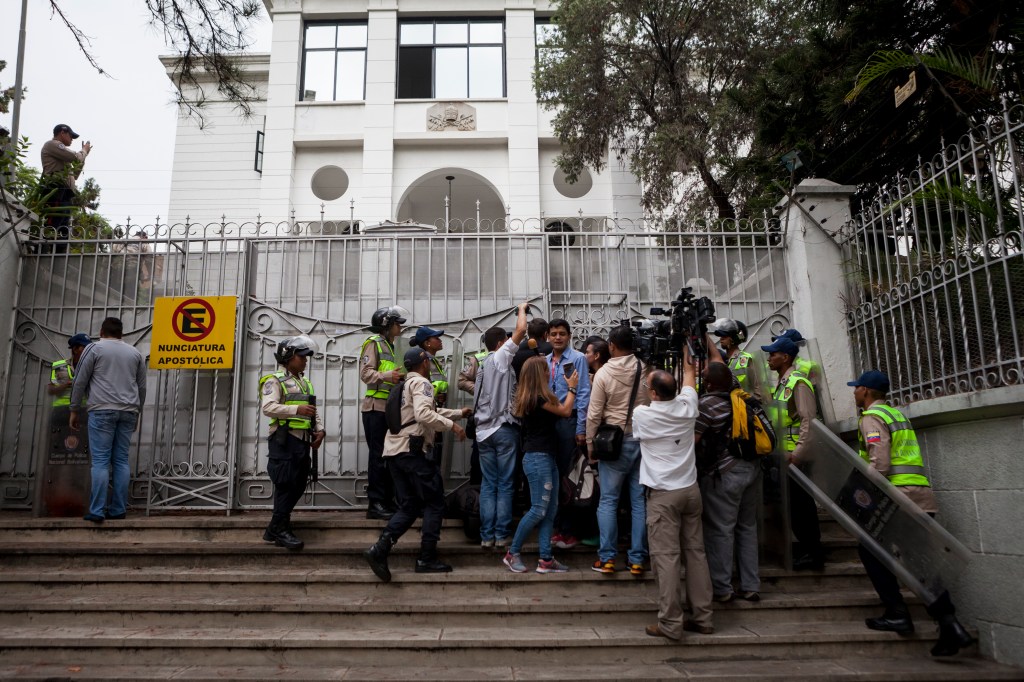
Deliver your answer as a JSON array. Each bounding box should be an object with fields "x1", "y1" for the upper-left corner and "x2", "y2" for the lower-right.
[{"x1": 427, "y1": 102, "x2": 476, "y2": 131}]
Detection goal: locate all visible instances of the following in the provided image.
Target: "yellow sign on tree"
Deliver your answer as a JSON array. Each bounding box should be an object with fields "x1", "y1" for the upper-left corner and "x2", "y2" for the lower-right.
[{"x1": 150, "y1": 296, "x2": 238, "y2": 370}]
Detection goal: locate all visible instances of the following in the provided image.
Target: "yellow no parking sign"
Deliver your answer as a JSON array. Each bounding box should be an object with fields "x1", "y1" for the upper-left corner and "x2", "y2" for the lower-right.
[{"x1": 150, "y1": 296, "x2": 238, "y2": 369}]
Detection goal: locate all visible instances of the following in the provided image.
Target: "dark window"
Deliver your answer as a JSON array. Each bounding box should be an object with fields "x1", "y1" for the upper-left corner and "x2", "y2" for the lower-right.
[
  {"x1": 301, "y1": 22, "x2": 368, "y2": 101},
  {"x1": 397, "y1": 20, "x2": 505, "y2": 99}
]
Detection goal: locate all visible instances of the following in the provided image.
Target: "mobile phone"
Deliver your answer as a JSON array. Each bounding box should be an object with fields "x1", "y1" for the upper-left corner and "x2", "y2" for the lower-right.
[{"x1": 562, "y1": 363, "x2": 575, "y2": 378}]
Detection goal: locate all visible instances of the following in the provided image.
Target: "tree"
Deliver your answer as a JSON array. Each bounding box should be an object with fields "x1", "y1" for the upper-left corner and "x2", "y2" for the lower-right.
[
  {"x1": 741, "y1": 0, "x2": 1024, "y2": 214},
  {"x1": 534, "y1": 0, "x2": 803, "y2": 220},
  {"x1": 42, "y1": 0, "x2": 263, "y2": 124}
]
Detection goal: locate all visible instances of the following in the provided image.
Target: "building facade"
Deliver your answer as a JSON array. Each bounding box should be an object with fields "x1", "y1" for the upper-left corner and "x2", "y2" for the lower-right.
[{"x1": 164, "y1": 0, "x2": 644, "y2": 228}]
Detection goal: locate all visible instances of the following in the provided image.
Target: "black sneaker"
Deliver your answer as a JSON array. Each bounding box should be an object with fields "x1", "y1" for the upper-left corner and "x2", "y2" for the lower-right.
[
  {"x1": 415, "y1": 558, "x2": 453, "y2": 573},
  {"x1": 366, "y1": 502, "x2": 396, "y2": 520}
]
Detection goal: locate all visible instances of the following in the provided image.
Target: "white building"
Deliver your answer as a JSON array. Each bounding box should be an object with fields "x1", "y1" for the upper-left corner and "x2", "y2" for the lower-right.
[{"x1": 163, "y1": 0, "x2": 644, "y2": 228}]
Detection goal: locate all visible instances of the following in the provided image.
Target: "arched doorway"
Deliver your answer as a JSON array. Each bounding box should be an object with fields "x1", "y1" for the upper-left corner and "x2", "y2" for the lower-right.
[{"x1": 395, "y1": 168, "x2": 506, "y2": 230}]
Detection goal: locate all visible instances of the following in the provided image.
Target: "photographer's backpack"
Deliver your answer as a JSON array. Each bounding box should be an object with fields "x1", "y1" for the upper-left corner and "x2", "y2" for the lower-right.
[{"x1": 728, "y1": 389, "x2": 777, "y2": 458}]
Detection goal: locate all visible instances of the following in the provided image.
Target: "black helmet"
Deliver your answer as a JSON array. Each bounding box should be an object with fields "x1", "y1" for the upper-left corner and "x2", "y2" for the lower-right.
[
  {"x1": 369, "y1": 306, "x2": 409, "y2": 333},
  {"x1": 712, "y1": 319, "x2": 748, "y2": 345},
  {"x1": 274, "y1": 335, "x2": 318, "y2": 365}
]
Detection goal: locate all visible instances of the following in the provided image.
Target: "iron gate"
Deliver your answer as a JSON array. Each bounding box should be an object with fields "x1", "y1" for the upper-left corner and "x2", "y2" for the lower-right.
[{"x1": 0, "y1": 217, "x2": 790, "y2": 511}]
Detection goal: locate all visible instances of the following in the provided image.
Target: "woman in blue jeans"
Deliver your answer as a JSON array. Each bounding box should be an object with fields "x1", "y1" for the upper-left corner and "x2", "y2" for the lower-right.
[{"x1": 503, "y1": 356, "x2": 578, "y2": 573}]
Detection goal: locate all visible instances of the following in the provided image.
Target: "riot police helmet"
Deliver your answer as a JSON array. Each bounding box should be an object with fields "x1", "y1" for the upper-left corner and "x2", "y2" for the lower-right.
[
  {"x1": 370, "y1": 306, "x2": 409, "y2": 333},
  {"x1": 712, "y1": 319, "x2": 747, "y2": 345},
  {"x1": 275, "y1": 335, "x2": 318, "y2": 365}
]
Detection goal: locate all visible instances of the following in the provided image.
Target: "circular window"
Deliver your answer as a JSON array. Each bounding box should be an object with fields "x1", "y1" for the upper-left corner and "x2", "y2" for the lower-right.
[
  {"x1": 311, "y1": 165, "x2": 349, "y2": 201},
  {"x1": 545, "y1": 221, "x2": 576, "y2": 247},
  {"x1": 553, "y1": 167, "x2": 593, "y2": 199}
]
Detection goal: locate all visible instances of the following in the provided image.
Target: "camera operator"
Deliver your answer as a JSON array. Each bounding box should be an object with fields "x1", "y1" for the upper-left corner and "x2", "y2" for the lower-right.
[
  {"x1": 632, "y1": 348, "x2": 714, "y2": 640},
  {"x1": 362, "y1": 349, "x2": 472, "y2": 582}
]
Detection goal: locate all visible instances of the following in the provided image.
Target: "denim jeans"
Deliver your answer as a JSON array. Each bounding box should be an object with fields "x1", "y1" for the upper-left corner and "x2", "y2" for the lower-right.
[
  {"x1": 510, "y1": 452, "x2": 559, "y2": 559},
  {"x1": 478, "y1": 423, "x2": 519, "y2": 541},
  {"x1": 597, "y1": 437, "x2": 648, "y2": 564},
  {"x1": 88, "y1": 409, "x2": 138, "y2": 518}
]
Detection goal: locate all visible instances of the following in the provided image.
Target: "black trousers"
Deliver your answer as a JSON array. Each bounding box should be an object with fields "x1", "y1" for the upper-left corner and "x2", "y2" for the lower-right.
[
  {"x1": 267, "y1": 433, "x2": 311, "y2": 526},
  {"x1": 553, "y1": 413, "x2": 594, "y2": 536},
  {"x1": 362, "y1": 410, "x2": 395, "y2": 507},
  {"x1": 384, "y1": 452, "x2": 445, "y2": 545},
  {"x1": 789, "y1": 478, "x2": 822, "y2": 556},
  {"x1": 858, "y1": 511, "x2": 956, "y2": 619}
]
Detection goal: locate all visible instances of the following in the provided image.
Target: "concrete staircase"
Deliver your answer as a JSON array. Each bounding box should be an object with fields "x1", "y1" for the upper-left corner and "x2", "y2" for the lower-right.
[{"x1": 0, "y1": 511, "x2": 1020, "y2": 681}]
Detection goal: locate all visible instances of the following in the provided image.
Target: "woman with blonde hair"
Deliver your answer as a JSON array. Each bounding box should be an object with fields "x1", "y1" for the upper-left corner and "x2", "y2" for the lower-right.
[{"x1": 502, "y1": 356, "x2": 579, "y2": 573}]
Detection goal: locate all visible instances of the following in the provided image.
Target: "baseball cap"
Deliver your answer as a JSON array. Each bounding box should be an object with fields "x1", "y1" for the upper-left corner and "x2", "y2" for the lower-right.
[
  {"x1": 53, "y1": 124, "x2": 80, "y2": 139},
  {"x1": 760, "y1": 337, "x2": 799, "y2": 356},
  {"x1": 847, "y1": 370, "x2": 890, "y2": 393},
  {"x1": 68, "y1": 333, "x2": 92, "y2": 348},
  {"x1": 771, "y1": 328, "x2": 804, "y2": 343},
  {"x1": 404, "y1": 348, "x2": 430, "y2": 370},
  {"x1": 410, "y1": 326, "x2": 444, "y2": 347}
]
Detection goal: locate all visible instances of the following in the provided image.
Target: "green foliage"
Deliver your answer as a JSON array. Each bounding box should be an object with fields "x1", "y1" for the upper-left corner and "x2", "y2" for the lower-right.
[
  {"x1": 846, "y1": 48, "x2": 998, "y2": 103},
  {"x1": 534, "y1": 0, "x2": 803, "y2": 221}
]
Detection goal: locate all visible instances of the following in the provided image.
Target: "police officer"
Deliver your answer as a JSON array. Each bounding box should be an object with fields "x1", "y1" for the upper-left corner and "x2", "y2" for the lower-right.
[
  {"x1": 362, "y1": 348, "x2": 472, "y2": 582},
  {"x1": 48, "y1": 333, "x2": 92, "y2": 408},
  {"x1": 762, "y1": 336, "x2": 823, "y2": 570},
  {"x1": 713, "y1": 319, "x2": 766, "y2": 400},
  {"x1": 410, "y1": 326, "x2": 450, "y2": 464},
  {"x1": 772, "y1": 329, "x2": 819, "y2": 384},
  {"x1": 360, "y1": 306, "x2": 408, "y2": 520},
  {"x1": 849, "y1": 370, "x2": 974, "y2": 656},
  {"x1": 260, "y1": 335, "x2": 325, "y2": 550}
]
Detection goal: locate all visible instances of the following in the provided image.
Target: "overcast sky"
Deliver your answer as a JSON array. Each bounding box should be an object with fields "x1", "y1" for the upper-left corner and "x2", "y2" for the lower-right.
[{"x1": 1, "y1": 1, "x2": 271, "y2": 227}]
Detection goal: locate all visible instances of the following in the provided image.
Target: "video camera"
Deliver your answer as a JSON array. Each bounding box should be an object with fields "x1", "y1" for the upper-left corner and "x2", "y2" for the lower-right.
[{"x1": 633, "y1": 287, "x2": 716, "y2": 368}]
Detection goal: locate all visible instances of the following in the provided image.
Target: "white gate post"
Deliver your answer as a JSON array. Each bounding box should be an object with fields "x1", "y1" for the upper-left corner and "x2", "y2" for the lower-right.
[{"x1": 777, "y1": 178, "x2": 858, "y2": 424}]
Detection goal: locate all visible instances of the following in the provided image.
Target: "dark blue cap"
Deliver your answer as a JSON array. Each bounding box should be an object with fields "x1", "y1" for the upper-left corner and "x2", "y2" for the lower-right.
[
  {"x1": 760, "y1": 337, "x2": 799, "y2": 356},
  {"x1": 771, "y1": 328, "x2": 804, "y2": 343},
  {"x1": 68, "y1": 333, "x2": 92, "y2": 348},
  {"x1": 410, "y1": 326, "x2": 444, "y2": 347},
  {"x1": 403, "y1": 348, "x2": 430, "y2": 370},
  {"x1": 847, "y1": 370, "x2": 890, "y2": 392}
]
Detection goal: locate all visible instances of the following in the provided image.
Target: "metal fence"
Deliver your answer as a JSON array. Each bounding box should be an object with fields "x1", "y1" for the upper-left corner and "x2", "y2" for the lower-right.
[
  {"x1": 838, "y1": 104, "x2": 1024, "y2": 405},
  {"x1": 0, "y1": 217, "x2": 790, "y2": 511}
]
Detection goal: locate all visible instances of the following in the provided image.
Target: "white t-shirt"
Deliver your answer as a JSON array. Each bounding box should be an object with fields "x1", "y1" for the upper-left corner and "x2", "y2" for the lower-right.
[{"x1": 631, "y1": 386, "x2": 699, "y2": 491}]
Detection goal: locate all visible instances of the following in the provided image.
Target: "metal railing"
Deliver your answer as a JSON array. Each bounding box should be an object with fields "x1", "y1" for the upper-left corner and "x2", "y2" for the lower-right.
[
  {"x1": 838, "y1": 103, "x2": 1024, "y2": 405},
  {"x1": 0, "y1": 218, "x2": 790, "y2": 511}
]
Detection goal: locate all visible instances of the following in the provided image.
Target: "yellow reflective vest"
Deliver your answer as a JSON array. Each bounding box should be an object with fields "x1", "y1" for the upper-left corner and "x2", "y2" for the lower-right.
[
  {"x1": 259, "y1": 371, "x2": 315, "y2": 431},
  {"x1": 858, "y1": 403, "x2": 931, "y2": 487},
  {"x1": 772, "y1": 372, "x2": 815, "y2": 453},
  {"x1": 50, "y1": 359, "x2": 73, "y2": 407},
  {"x1": 361, "y1": 335, "x2": 398, "y2": 400},
  {"x1": 728, "y1": 351, "x2": 755, "y2": 391}
]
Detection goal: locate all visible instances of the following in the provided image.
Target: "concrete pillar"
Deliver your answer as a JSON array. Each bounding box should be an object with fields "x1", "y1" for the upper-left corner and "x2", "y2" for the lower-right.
[
  {"x1": 363, "y1": 5, "x2": 398, "y2": 224},
  {"x1": 776, "y1": 178, "x2": 858, "y2": 423},
  {"x1": 258, "y1": 1, "x2": 302, "y2": 218},
  {"x1": 505, "y1": 7, "x2": 541, "y2": 221}
]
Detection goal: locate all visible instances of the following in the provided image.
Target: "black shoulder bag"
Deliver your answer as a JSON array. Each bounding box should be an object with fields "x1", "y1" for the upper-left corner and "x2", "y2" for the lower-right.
[{"x1": 591, "y1": 360, "x2": 642, "y2": 462}]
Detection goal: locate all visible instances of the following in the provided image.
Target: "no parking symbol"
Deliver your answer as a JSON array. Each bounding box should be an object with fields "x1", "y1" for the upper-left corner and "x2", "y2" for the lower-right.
[{"x1": 150, "y1": 296, "x2": 237, "y2": 370}]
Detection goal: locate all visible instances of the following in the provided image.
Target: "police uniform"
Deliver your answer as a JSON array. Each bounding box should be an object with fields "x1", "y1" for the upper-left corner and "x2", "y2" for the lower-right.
[
  {"x1": 363, "y1": 356, "x2": 465, "y2": 582},
  {"x1": 50, "y1": 359, "x2": 75, "y2": 407},
  {"x1": 853, "y1": 387, "x2": 972, "y2": 655},
  {"x1": 260, "y1": 369, "x2": 324, "y2": 545},
  {"x1": 772, "y1": 365, "x2": 823, "y2": 567},
  {"x1": 360, "y1": 334, "x2": 399, "y2": 513}
]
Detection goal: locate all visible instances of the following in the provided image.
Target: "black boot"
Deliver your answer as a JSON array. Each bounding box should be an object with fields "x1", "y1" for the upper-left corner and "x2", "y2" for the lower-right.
[
  {"x1": 364, "y1": 531, "x2": 396, "y2": 582},
  {"x1": 931, "y1": 615, "x2": 974, "y2": 656},
  {"x1": 415, "y1": 541, "x2": 453, "y2": 574},
  {"x1": 366, "y1": 502, "x2": 396, "y2": 520},
  {"x1": 264, "y1": 522, "x2": 304, "y2": 551},
  {"x1": 866, "y1": 608, "x2": 914, "y2": 635}
]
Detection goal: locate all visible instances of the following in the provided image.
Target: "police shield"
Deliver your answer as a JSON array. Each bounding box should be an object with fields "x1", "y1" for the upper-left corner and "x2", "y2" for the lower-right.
[{"x1": 790, "y1": 420, "x2": 970, "y2": 605}]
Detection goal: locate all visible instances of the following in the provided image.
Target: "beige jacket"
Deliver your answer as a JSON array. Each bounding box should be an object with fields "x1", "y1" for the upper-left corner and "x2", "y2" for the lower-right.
[
  {"x1": 586, "y1": 354, "x2": 650, "y2": 445},
  {"x1": 383, "y1": 373, "x2": 462, "y2": 457},
  {"x1": 860, "y1": 400, "x2": 938, "y2": 513}
]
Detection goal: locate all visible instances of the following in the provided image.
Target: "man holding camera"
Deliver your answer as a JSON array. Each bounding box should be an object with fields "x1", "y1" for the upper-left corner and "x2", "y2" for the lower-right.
[
  {"x1": 363, "y1": 348, "x2": 472, "y2": 582},
  {"x1": 259, "y1": 336, "x2": 326, "y2": 550}
]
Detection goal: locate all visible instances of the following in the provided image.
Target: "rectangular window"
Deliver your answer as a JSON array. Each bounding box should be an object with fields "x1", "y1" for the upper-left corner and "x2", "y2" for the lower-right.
[
  {"x1": 301, "y1": 22, "x2": 368, "y2": 101},
  {"x1": 397, "y1": 19, "x2": 505, "y2": 99}
]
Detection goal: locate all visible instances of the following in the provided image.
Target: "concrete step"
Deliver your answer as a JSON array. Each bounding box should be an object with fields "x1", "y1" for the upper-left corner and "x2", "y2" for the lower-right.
[
  {"x1": 0, "y1": 562, "x2": 877, "y2": 597},
  {"x1": 0, "y1": 589, "x2": 931, "y2": 629},
  {"x1": 1, "y1": 658, "x2": 1020, "y2": 681},
  {"x1": 0, "y1": 621, "x2": 978, "y2": 667}
]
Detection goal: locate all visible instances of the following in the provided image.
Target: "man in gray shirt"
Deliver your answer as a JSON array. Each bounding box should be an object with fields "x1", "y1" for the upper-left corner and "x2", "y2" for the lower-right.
[{"x1": 69, "y1": 317, "x2": 146, "y2": 522}]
